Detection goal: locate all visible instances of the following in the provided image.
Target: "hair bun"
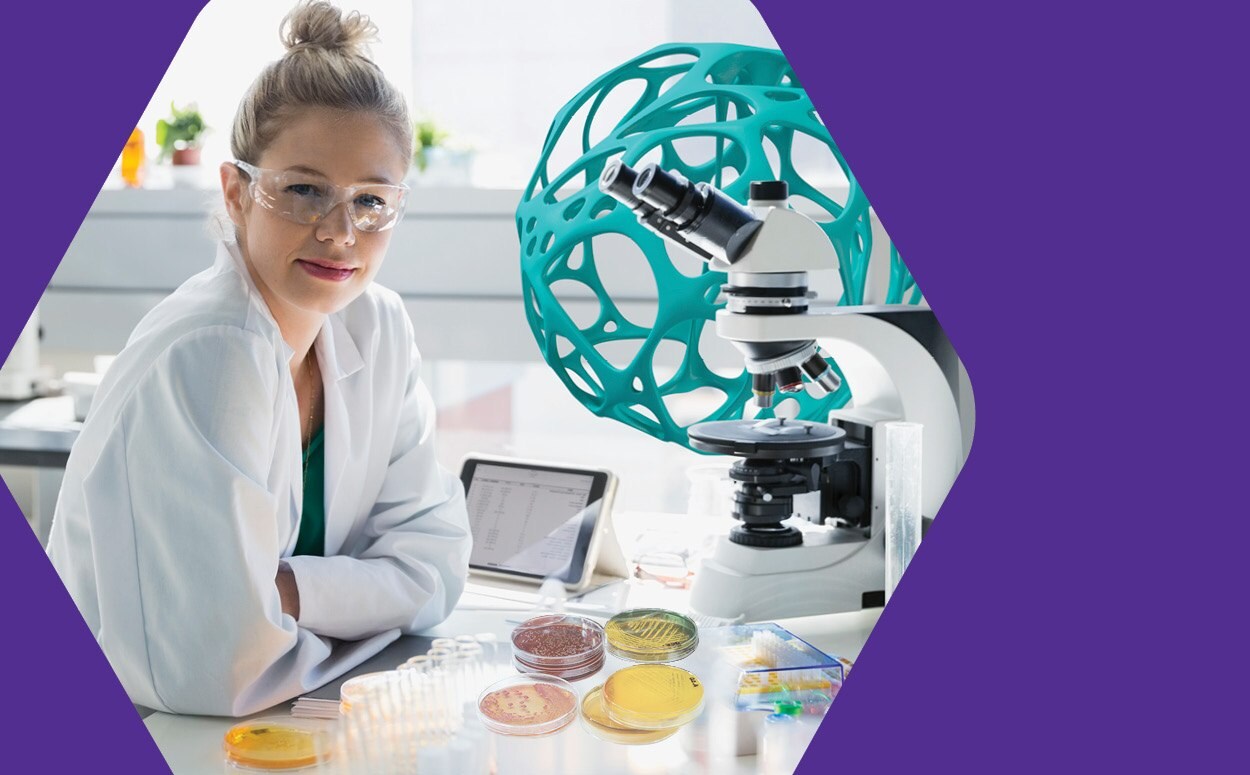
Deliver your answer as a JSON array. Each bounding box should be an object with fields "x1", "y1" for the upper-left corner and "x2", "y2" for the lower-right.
[{"x1": 281, "y1": 1, "x2": 377, "y2": 56}]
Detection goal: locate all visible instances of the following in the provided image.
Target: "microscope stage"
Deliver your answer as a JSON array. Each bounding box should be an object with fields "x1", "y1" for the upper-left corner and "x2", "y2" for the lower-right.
[{"x1": 688, "y1": 419, "x2": 846, "y2": 459}]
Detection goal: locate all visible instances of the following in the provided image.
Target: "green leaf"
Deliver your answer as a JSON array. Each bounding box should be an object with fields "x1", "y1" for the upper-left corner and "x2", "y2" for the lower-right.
[{"x1": 157, "y1": 102, "x2": 207, "y2": 158}]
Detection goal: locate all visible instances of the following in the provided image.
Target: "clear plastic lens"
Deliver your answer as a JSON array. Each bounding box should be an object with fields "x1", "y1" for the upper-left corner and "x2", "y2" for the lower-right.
[{"x1": 234, "y1": 160, "x2": 407, "y2": 232}]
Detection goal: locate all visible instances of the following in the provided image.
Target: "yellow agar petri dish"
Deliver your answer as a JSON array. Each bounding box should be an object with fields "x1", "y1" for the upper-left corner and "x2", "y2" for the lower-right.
[
  {"x1": 223, "y1": 717, "x2": 330, "y2": 771},
  {"x1": 602, "y1": 664, "x2": 705, "y2": 730},
  {"x1": 581, "y1": 684, "x2": 681, "y2": 745},
  {"x1": 604, "y1": 609, "x2": 699, "y2": 662}
]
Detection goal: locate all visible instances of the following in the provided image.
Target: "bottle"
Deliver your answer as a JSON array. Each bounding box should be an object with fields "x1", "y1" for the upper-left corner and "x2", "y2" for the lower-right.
[
  {"x1": 759, "y1": 712, "x2": 802, "y2": 775},
  {"x1": 121, "y1": 128, "x2": 145, "y2": 188}
]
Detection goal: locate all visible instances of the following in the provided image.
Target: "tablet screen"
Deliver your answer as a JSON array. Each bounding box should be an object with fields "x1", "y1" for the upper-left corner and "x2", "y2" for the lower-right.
[{"x1": 463, "y1": 460, "x2": 607, "y2": 583}]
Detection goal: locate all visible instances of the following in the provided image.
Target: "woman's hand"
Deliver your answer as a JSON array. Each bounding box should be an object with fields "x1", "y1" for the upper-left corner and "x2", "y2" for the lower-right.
[{"x1": 275, "y1": 567, "x2": 301, "y2": 620}]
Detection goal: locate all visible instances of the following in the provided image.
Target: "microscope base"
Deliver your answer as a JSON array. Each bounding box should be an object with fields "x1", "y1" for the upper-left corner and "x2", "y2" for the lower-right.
[{"x1": 689, "y1": 529, "x2": 884, "y2": 621}]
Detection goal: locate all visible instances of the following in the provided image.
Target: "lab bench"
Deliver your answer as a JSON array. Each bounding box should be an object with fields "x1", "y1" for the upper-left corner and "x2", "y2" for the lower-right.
[
  {"x1": 0, "y1": 396, "x2": 77, "y2": 467},
  {"x1": 0, "y1": 390, "x2": 879, "y2": 773},
  {"x1": 0, "y1": 396, "x2": 76, "y2": 545},
  {"x1": 144, "y1": 577, "x2": 880, "y2": 775}
]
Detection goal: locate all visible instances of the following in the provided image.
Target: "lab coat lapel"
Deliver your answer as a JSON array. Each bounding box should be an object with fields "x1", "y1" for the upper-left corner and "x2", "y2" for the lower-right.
[
  {"x1": 217, "y1": 241, "x2": 306, "y2": 551},
  {"x1": 315, "y1": 313, "x2": 365, "y2": 555}
]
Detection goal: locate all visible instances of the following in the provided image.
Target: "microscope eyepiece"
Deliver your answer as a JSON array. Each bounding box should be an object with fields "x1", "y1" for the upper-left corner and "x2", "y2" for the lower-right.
[
  {"x1": 600, "y1": 160, "x2": 644, "y2": 208},
  {"x1": 599, "y1": 161, "x2": 763, "y2": 265},
  {"x1": 632, "y1": 163, "x2": 692, "y2": 215}
]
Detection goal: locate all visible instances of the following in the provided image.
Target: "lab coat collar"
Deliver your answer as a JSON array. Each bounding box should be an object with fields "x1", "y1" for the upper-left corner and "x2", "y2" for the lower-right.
[
  {"x1": 216, "y1": 240, "x2": 364, "y2": 382},
  {"x1": 317, "y1": 314, "x2": 365, "y2": 382}
]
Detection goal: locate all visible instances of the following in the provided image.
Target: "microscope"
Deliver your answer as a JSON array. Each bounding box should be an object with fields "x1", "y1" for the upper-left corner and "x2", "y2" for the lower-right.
[
  {"x1": 600, "y1": 161, "x2": 973, "y2": 621},
  {"x1": 0, "y1": 306, "x2": 51, "y2": 401}
]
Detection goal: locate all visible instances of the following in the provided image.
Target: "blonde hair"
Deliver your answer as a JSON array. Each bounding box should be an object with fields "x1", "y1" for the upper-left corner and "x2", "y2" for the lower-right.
[{"x1": 230, "y1": 1, "x2": 412, "y2": 166}]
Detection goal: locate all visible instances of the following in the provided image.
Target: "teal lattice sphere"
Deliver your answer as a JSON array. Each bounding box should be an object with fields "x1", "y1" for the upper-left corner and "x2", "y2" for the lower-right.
[{"x1": 517, "y1": 43, "x2": 914, "y2": 450}]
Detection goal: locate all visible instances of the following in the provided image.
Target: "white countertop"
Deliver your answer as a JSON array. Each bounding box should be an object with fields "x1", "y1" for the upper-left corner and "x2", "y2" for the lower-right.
[{"x1": 144, "y1": 577, "x2": 880, "y2": 774}]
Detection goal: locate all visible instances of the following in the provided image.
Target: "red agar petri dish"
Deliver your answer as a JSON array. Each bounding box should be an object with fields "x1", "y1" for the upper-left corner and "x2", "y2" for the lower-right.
[
  {"x1": 476, "y1": 674, "x2": 579, "y2": 736},
  {"x1": 511, "y1": 614, "x2": 606, "y2": 679},
  {"x1": 514, "y1": 649, "x2": 605, "y2": 681}
]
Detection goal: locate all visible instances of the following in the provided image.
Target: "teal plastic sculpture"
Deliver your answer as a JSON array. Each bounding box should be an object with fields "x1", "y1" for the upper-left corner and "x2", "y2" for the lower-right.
[{"x1": 517, "y1": 43, "x2": 921, "y2": 450}]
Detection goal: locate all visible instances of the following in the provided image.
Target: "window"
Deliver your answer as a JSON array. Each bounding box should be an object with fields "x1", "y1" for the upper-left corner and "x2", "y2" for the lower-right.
[
  {"x1": 133, "y1": 0, "x2": 411, "y2": 182},
  {"x1": 126, "y1": 0, "x2": 780, "y2": 189}
]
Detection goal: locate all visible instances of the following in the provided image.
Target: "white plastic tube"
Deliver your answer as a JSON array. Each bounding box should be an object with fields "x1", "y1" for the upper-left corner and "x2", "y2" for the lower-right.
[{"x1": 883, "y1": 421, "x2": 923, "y2": 601}]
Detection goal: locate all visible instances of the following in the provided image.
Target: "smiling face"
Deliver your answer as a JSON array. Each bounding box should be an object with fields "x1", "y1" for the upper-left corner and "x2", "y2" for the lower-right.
[{"x1": 221, "y1": 107, "x2": 409, "y2": 328}]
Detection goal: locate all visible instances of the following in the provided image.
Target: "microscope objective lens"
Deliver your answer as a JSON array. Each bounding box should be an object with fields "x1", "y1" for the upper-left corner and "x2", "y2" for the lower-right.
[{"x1": 777, "y1": 366, "x2": 804, "y2": 393}]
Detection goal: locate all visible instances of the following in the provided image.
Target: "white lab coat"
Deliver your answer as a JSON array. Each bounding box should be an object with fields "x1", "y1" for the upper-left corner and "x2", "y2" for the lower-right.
[{"x1": 46, "y1": 239, "x2": 471, "y2": 716}]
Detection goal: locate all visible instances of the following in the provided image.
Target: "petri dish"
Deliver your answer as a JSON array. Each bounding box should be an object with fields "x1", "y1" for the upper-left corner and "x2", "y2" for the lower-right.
[
  {"x1": 515, "y1": 649, "x2": 605, "y2": 681},
  {"x1": 602, "y1": 664, "x2": 704, "y2": 730},
  {"x1": 476, "y1": 674, "x2": 579, "y2": 736},
  {"x1": 604, "y1": 609, "x2": 699, "y2": 662},
  {"x1": 580, "y1": 684, "x2": 681, "y2": 745},
  {"x1": 338, "y1": 671, "x2": 395, "y2": 714},
  {"x1": 511, "y1": 614, "x2": 606, "y2": 675},
  {"x1": 223, "y1": 717, "x2": 330, "y2": 771}
]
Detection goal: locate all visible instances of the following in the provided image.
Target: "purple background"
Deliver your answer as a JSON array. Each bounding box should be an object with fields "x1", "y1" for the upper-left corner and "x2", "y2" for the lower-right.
[{"x1": 0, "y1": 1, "x2": 1240, "y2": 772}]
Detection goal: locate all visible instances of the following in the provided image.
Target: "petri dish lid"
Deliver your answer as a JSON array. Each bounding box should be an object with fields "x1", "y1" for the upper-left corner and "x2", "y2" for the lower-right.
[
  {"x1": 339, "y1": 671, "x2": 396, "y2": 708},
  {"x1": 580, "y1": 685, "x2": 681, "y2": 745},
  {"x1": 476, "y1": 674, "x2": 579, "y2": 736},
  {"x1": 511, "y1": 614, "x2": 605, "y2": 667},
  {"x1": 604, "y1": 609, "x2": 699, "y2": 662},
  {"x1": 223, "y1": 716, "x2": 331, "y2": 771},
  {"x1": 602, "y1": 664, "x2": 705, "y2": 730}
]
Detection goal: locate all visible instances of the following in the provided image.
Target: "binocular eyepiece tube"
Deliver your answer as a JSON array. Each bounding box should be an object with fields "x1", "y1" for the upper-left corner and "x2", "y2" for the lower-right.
[
  {"x1": 599, "y1": 160, "x2": 844, "y2": 404},
  {"x1": 599, "y1": 160, "x2": 762, "y2": 264},
  {"x1": 599, "y1": 161, "x2": 644, "y2": 210}
]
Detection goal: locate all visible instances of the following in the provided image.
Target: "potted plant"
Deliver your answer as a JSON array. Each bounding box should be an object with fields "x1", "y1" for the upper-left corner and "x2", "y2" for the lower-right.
[
  {"x1": 410, "y1": 118, "x2": 474, "y2": 187},
  {"x1": 156, "y1": 102, "x2": 207, "y2": 186},
  {"x1": 413, "y1": 118, "x2": 448, "y2": 173}
]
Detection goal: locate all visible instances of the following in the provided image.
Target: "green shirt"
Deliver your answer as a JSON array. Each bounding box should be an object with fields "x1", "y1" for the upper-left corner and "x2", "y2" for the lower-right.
[{"x1": 294, "y1": 426, "x2": 325, "y2": 557}]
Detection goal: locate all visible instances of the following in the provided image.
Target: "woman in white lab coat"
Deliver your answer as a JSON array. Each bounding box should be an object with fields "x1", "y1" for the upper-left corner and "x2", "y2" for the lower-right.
[{"x1": 46, "y1": 1, "x2": 471, "y2": 716}]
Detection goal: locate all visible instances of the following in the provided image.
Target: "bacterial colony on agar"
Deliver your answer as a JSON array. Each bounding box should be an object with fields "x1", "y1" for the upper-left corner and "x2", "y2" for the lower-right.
[
  {"x1": 222, "y1": 717, "x2": 330, "y2": 771},
  {"x1": 601, "y1": 664, "x2": 705, "y2": 730},
  {"x1": 604, "y1": 609, "x2": 700, "y2": 662},
  {"x1": 476, "y1": 674, "x2": 579, "y2": 736},
  {"x1": 511, "y1": 614, "x2": 606, "y2": 681}
]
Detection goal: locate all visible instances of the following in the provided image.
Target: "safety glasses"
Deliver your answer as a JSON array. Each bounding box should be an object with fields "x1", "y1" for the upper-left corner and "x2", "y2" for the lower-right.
[{"x1": 232, "y1": 160, "x2": 409, "y2": 233}]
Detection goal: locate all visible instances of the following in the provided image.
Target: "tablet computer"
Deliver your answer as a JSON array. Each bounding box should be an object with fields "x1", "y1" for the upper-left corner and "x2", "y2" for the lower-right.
[{"x1": 460, "y1": 455, "x2": 618, "y2": 591}]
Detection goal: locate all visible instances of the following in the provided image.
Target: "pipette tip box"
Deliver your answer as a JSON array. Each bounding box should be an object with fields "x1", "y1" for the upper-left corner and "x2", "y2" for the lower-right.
[{"x1": 710, "y1": 622, "x2": 846, "y2": 709}]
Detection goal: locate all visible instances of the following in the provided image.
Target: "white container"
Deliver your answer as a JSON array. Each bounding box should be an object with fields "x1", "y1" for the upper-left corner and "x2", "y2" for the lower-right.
[{"x1": 63, "y1": 371, "x2": 103, "y2": 422}]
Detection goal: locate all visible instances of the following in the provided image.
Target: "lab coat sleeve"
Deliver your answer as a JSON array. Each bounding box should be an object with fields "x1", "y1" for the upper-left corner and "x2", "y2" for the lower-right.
[
  {"x1": 89, "y1": 327, "x2": 359, "y2": 716},
  {"x1": 283, "y1": 326, "x2": 472, "y2": 640}
]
